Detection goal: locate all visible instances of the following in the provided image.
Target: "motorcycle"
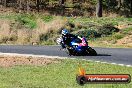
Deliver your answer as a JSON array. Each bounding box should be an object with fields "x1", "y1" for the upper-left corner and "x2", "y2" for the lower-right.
[{"x1": 56, "y1": 36, "x2": 97, "y2": 56}]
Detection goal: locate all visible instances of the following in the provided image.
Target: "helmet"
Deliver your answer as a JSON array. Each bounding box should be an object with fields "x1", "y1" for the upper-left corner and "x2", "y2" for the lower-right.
[{"x1": 61, "y1": 29, "x2": 69, "y2": 35}]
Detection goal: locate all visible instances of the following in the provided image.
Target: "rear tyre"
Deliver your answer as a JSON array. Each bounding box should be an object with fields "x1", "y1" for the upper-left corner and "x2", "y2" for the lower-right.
[{"x1": 87, "y1": 47, "x2": 97, "y2": 56}]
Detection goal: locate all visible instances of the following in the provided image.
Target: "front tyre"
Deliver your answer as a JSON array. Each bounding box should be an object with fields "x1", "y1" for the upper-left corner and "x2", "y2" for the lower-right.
[
  {"x1": 66, "y1": 48, "x2": 74, "y2": 56},
  {"x1": 87, "y1": 47, "x2": 97, "y2": 56}
]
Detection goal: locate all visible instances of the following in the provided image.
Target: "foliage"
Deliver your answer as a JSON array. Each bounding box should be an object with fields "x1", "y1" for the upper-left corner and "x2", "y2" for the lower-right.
[
  {"x1": 74, "y1": 3, "x2": 81, "y2": 9},
  {"x1": 122, "y1": 27, "x2": 132, "y2": 34},
  {"x1": 39, "y1": 30, "x2": 57, "y2": 45},
  {"x1": 41, "y1": 15, "x2": 53, "y2": 22},
  {"x1": 66, "y1": 22, "x2": 75, "y2": 28},
  {"x1": 16, "y1": 14, "x2": 37, "y2": 29},
  {"x1": 112, "y1": 33, "x2": 124, "y2": 40},
  {"x1": 0, "y1": 13, "x2": 131, "y2": 46},
  {"x1": 9, "y1": 35, "x2": 18, "y2": 41},
  {"x1": 39, "y1": 34, "x2": 49, "y2": 41},
  {"x1": 0, "y1": 0, "x2": 132, "y2": 16},
  {"x1": 0, "y1": 59, "x2": 131, "y2": 88},
  {"x1": 40, "y1": 40, "x2": 55, "y2": 45},
  {"x1": 77, "y1": 29, "x2": 100, "y2": 40},
  {"x1": 98, "y1": 24, "x2": 119, "y2": 36},
  {"x1": 0, "y1": 36, "x2": 9, "y2": 43}
]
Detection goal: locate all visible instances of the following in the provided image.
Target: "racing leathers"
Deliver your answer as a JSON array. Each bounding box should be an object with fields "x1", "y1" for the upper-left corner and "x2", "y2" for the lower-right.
[{"x1": 61, "y1": 34, "x2": 81, "y2": 49}]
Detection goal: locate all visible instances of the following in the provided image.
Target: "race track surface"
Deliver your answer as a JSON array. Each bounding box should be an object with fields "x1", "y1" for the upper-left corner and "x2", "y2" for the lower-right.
[{"x1": 0, "y1": 45, "x2": 132, "y2": 65}]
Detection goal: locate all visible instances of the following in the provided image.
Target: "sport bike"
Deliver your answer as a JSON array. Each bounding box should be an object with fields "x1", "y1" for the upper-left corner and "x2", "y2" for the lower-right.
[{"x1": 56, "y1": 37, "x2": 97, "y2": 56}]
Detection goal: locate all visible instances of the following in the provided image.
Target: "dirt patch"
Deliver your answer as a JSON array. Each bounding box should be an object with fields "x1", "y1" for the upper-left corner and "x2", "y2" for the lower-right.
[
  {"x1": 116, "y1": 35, "x2": 132, "y2": 46},
  {"x1": 115, "y1": 24, "x2": 132, "y2": 29},
  {"x1": 0, "y1": 55, "x2": 60, "y2": 68}
]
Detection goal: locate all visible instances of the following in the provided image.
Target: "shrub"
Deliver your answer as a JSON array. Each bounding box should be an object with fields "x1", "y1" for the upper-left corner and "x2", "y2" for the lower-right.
[
  {"x1": 122, "y1": 27, "x2": 132, "y2": 35},
  {"x1": 39, "y1": 30, "x2": 54, "y2": 42},
  {"x1": 40, "y1": 40, "x2": 55, "y2": 45},
  {"x1": 16, "y1": 29, "x2": 31, "y2": 44},
  {"x1": 76, "y1": 23, "x2": 82, "y2": 29},
  {"x1": 87, "y1": 29, "x2": 101, "y2": 39},
  {"x1": 39, "y1": 34, "x2": 49, "y2": 41},
  {"x1": 61, "y1": 22, "x2": 75, "y2": 32},
  {"x1": 77, "y1": 29, "x2": 100, "y2": 40},
  {"x1": 16, "y1": 14, "x2": 37, "y2": 29},
  {"x1": 9, "y1": 35, "x2": 18, "y2": 41},
  {"x1": 98, "y1": 24, "x2": 119, "y2": 36},
  {"x1": 1, "y1": 36, "x2": 9, "y2": 43},
  {"x1": 74, "y1": 3, "x2": 81, "y2": 9},
  {"x1": 41, "y1": 15, "x2": 53, "y2": 22},
  {"x1": 112, "y1": 33, "x2": 124, "y2": 40},
  {"x1": 66, "y1": 22, "x2": 75, "y2": 28}
]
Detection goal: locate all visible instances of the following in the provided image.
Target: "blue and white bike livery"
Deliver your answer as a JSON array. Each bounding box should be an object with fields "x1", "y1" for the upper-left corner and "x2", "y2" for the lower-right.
[{"x1": 57, "y1": 36, "x2": 97, "y2": 56}]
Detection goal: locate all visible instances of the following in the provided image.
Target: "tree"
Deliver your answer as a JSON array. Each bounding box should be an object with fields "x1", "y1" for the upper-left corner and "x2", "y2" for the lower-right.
[
  {"x1": 26, "y1": 0, "x2": 30, "y2": 13},
  {"x1": 59, "y1": 0, "x2": 65, "y2": 15},
  {"x1": 60, "y1": 0, "x2": 65, "y2": 5},
  {"x1": 36, "y1": 0, "x2": 40, "y2": 12},
  {"x1": 130, "y1": 0, "x2": 132, "y2": 14},
  {"x1": 96, "y1": 0, "x2": 102, "y2": 17},
  {"x1": 117, "y1": 0, "x2": 121, "y2": 9},
  {"x1": 18, "y1": 0, "x2": 22, "y2": 13},
  {"x1": 4, "y1": 0, "x2": 7, "y2": 7}
]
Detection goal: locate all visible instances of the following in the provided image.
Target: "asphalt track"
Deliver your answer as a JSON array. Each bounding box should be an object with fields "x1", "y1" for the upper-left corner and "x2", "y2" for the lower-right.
[{"x1": 0, "y1": 45, "x2": 132, "y2": 65}]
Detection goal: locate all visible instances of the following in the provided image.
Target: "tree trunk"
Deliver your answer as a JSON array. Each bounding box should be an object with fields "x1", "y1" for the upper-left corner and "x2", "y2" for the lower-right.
[
  {"x1": 117, "y1": 0, "x2": 121, "y2": 9},
  {"x1": 96, "y1": 0, "x2": 102, "y2": 17},
  {"x1": 19, "y1": 0, "x2": 22, "y2": 13},
  {"x1": 61, "y1": 0, "x2": 65, "y2": 5},
  {"x1": 26, "y1": 0, "x2": 30, "y2": 13},
  {"x1": 59, "y1": 0, "x2": 65, "y2": 15},
  {"x1": 36, "y1": 0, "x2": 40, "y2": 12},
  {"x1": 4, "y1": 0, "x2": 7, "y2": 7},
  {"x1": 130, "y1": 0, "x2": 132, "y2": 15}
]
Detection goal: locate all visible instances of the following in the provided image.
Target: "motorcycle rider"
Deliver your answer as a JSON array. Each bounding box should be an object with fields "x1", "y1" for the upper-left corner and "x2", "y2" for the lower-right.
[
  {"x1": 58, "y1": 29, "x2": 96, "y2": 56},
  {"x1": 61, "y1": 29, "x2": 81, "y2": 49}
]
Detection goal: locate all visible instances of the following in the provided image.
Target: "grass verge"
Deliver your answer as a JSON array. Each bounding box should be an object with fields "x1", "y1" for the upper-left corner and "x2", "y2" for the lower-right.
[
  {"x1": 0, "y1": 13, "x2": 131, "y2": 48},
  {"x1": 0, "y1": 58, "x2": 131, "y2": 88}
]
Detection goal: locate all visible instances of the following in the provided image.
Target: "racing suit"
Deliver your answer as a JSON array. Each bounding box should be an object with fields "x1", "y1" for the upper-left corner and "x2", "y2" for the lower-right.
[{"x1": 61, "y1": 34, "x2": 78, "y2": 49}]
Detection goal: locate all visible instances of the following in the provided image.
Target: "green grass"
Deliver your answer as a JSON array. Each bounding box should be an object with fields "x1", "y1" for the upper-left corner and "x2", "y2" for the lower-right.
[
  {"x1": 89, "y1": 40, "x2": 132, "y2": 48},
  {"x1": 16, "y1": 14, "x2": 37, "y2": 29},
  {"x1": 88, "y1": 29, "x2": 132, "y2": 48},
  {"x1": 41, "y1": 15, "x2": 54, "y2": 22},
  {"x1": 0, "y1": 14, "x2": 17, "y2": 20},
  {"x1": 122, "y1": 27, "x2": 132, "y2": 34},
  {"x1": 112, "y1": 33, "x2": 124, "y2": 40},
  {"x1": 68, "y1": 17, "x2": 132, "y2": 26},
  {"x1": 40, "y1": 40, "x2": 55, "y2": 45},
  {"x1": 0, "y1": 59, "x2": 131, "y2": 88},
  {"x1": 0, "y1": 13, "x2": 131, "y2": 47}
]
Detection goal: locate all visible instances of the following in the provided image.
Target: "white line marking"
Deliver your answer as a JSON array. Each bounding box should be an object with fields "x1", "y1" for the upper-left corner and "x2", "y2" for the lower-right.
[
  {"x1": 111, "y1": 63, "x2": 116, "y2": 65},
  {"x1": 0, "y1": 52, "x2": 65, "y2": 59},
  {"x1": 87, "y1": 60, "x2": 92, "y2": 62},
  {"x1": 126, "y1": 65, "x2": 132, "y2": 67},
  {"x1": 118, "y1": 64, "x2": 125, "y2": 66},
  {"x1": 95, "y1": 61, "x2": 101, "y2": 63},
  {"x1": 81, "y1": 59, "x2": 87, "y2": 61},
  {"x1": 101, "y1": 62, "x2": 108, "y2": 64},
  {"x1": 0, "y1": 52, "x2": 131, "y2": 67}
]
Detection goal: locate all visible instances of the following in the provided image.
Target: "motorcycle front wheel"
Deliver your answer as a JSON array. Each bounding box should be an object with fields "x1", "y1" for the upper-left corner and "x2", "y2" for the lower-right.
[
  {"x1": 86, "y1": 47, "x2": 97, "y2": 56},
  {"x1": 67, "y1": 48, "x2": 77, "y2": 56}
]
